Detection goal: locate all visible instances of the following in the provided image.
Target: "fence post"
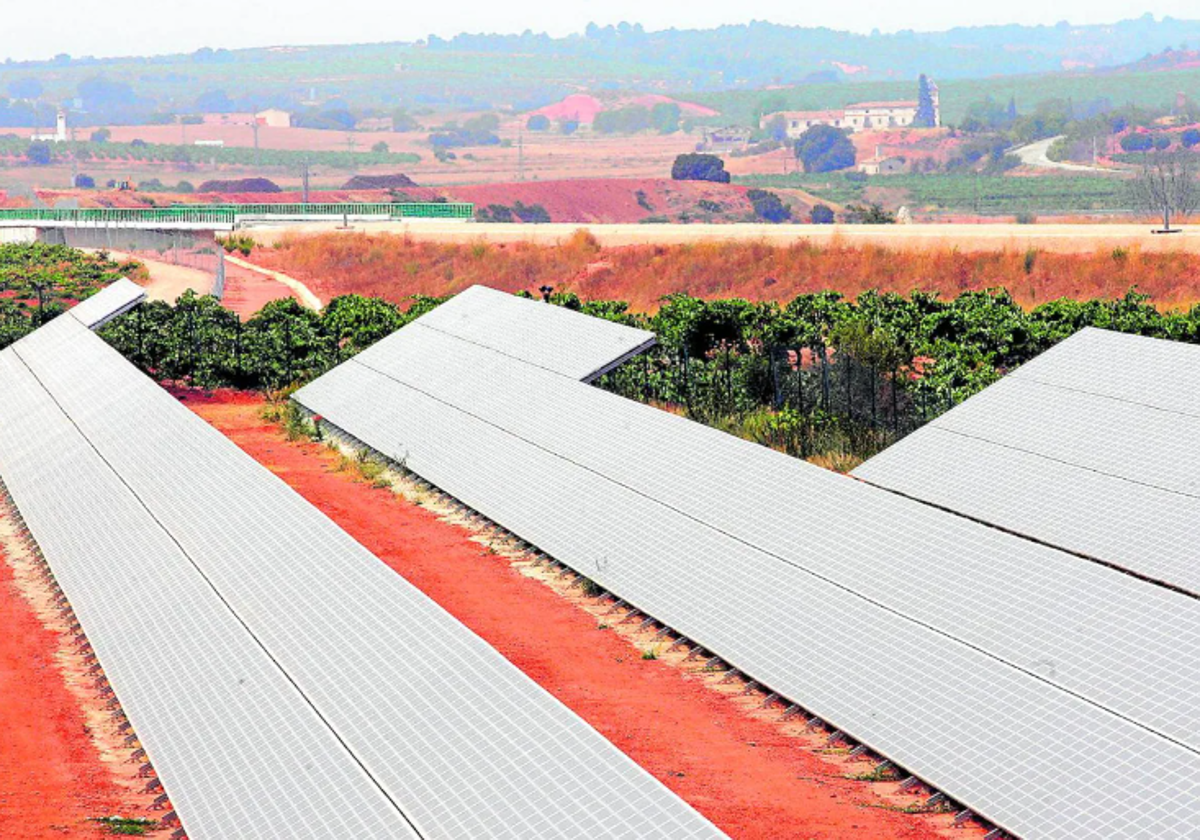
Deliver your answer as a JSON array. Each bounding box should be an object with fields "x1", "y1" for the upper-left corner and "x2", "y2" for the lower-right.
[
  {"x1": 870, "y1": 363, "x2": 877, "y2": 428},
  {"x1": 845, "y1": 354, "x2": 853, "y2": 418},
  {"x1": 891, "y1": 366, "x2": 899, "y2": 432},
  {"x1": 820, "y1": 342, "x2": 830, "y2": 411},
  {"x1": 796, "y1": 347, "x2": 804, "y2": 415},
  {"x1": 769, "y1": 345, "x2": 781, "y2": 409}
]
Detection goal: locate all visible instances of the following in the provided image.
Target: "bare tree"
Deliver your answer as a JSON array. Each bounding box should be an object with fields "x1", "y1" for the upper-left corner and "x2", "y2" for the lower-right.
[{"x1": 1129, "y1": 151, "x2": 1199, "y2": 232}]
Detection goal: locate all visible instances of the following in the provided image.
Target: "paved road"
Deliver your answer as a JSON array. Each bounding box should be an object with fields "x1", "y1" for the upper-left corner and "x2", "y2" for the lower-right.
[{"x1": 1012, "y1": 136, "x2": 1117, "y2": 174}]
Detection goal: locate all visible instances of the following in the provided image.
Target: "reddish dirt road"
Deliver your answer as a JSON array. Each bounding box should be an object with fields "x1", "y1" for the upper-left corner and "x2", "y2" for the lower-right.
[
  {"x1": 182, "y1": 388, "x2": 959, "y2": 840},
  {"x1": 0, "y1": 542, "x2": 126, "y2": 839},
  {"x1": 220, "y1": 259, "x2": 302, "y2": 318}
]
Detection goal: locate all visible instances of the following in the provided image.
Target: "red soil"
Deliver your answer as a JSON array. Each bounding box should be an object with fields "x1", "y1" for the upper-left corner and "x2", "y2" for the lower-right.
[
  {"x1": 0, "y1": 543, "x2": 126, "y2": 839},
  {"x1": 532, "y1": 94, "x2": 718, "y2": 123},
  {"x1": 180, "y1": 388, "x2": 948, "y2": 840},
  {"x1": 447, "y1": 178, "x2": 761, "y2": 223},
  {"x1": 220, "y1": 259, "x2": 300, "y2": 318}
]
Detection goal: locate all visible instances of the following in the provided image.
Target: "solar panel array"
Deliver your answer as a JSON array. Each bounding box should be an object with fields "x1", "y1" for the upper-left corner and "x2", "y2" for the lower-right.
[
  {"x1": 0, "y1": 312, "x2": 721, "y2": 838},
  {"x1": 854, "y1": 327, "x2": 1200, "y2": 596},
  {"x1": 414, "y1": 285, "x2": 656, "y2": 381},
  {"x1": 66, "y1": 278, "x2": 147, "y2": 329},
  {"x1": 298, "y1": 300, "x2": 1200, "y2": 839}
]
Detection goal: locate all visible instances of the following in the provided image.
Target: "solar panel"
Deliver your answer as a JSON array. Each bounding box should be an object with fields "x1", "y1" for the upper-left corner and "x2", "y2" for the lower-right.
[
  {"x1": 0, "y1": 326, "x2": 414, "y2": 840},
  {"x1": 408, "y1": 285, "x2": 656, "y2": 381},
  {"x1": 297, "y1": 313, "x2": 1200, "y2": 839},
  {"x1": 854, "y1": 327, "x2": 1200, "y2": 595},
  {"x1": 66, "y1": 278, "x2": 147, "y2": 329},
  {"x1": 3, "y1": 315, "x2": 721, "y2": 839}
]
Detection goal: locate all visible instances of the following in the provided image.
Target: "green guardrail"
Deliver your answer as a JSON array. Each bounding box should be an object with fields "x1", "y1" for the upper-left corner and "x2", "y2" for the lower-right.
[
  {"x1": 0, "y1": 207, "x2": 239, "y2": 224},
  {"x1": 177, "y1": 202, "x2": 475, "y2": 219},
  {"x1": 0, "y1": 202, "x2": 475, "y2": 225}
]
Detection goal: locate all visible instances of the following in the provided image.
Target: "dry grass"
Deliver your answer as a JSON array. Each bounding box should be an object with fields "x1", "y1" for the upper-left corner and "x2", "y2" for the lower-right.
[{"x1": 257, "y1": 231, "x2": 1200, "y2": 311}]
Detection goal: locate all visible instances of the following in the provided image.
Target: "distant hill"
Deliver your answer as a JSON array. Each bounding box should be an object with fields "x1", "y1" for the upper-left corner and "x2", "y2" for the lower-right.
[
  {"x1": 4, "y1": 15, "x2": 1200, "y2": 123},
  {"x1": 1106, "y1": 46, "x2": 1200, "y2": 74}
]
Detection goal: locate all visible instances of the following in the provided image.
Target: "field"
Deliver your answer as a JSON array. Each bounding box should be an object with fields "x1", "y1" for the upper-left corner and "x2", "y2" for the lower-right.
[
  {"x1": 735, "y1": 172, "x2": 1132, "y2": 217},
  {"x1": 243, "y1": 226, "x2": 1200, "y2": 310},
  {"x1": 0, "y1": 122, "x2": 698, "y2": 193}
]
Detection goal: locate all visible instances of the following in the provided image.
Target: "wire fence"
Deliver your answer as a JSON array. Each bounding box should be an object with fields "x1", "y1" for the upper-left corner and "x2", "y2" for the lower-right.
[
  {"x1": 596, "y1": 343, "x2": 956, "y2": 462},
  {"x1": 42, "y1": 227, "x2": 226, "y2": 300}
]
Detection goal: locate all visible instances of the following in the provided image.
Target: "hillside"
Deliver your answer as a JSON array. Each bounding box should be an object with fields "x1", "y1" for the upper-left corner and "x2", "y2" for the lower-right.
[{"x1": 4, "y1": 15, "x2": 1200, "y2": 124}]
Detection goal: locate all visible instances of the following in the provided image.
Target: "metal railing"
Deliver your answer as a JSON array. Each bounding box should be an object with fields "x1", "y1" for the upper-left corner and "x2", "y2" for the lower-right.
[
  {"x1": 180, "y1": 202, "x2": 475, "y2": 219},
  {"x1": 0, "y1": 202, "x2": 474, "y2": 226},
  {"x1": 0, "y1": 207, "x2": 238, "y2": 225}
]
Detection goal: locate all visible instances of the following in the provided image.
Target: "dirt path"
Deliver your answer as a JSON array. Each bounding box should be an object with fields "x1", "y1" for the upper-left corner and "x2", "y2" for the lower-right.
[
  {"x1": 219, "y1": 259, "x2": 302, "y2": 318},
  {"x1": 0, "y1": 517, "x2": 153, "y2": 839},
  {"x1": 182, "y1": 388, "x2": 978, "y2": 840},
  {"x1": 223, "y1": 255, "x2": 322, "y2": 310},
  {"x1": 99, "y1": 249, "x2": 214, "y2": 303},
  {"x1": 246, "y1": 219, "x2": 1200, "y2": 253}
]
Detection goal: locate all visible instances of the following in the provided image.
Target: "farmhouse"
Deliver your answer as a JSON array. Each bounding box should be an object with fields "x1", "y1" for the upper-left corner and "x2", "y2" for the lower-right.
[
  {"x1": 858, "y1": 150, "x2": 907, "y2": 174},
  {"x1": 844, "y1": 101, "x2": 919, "y2": 130},
  {"x1": 762, "y1": 79, "x2": 939, "y2": 138},
  {"x1": 703, "y1": 125, "x2": 754, "y2": 151},
  {"x1": 255, "y1": 108, "x2": 292, "y2": 128}
]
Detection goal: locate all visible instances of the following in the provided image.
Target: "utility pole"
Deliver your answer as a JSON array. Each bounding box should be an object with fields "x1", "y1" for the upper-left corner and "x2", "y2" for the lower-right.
[
  {"x1": 301, "y1": 162, "x2": 310, "y2": 204},
  {"x1": 517, "y1": 129, "x2": 524, "y2": 181}
]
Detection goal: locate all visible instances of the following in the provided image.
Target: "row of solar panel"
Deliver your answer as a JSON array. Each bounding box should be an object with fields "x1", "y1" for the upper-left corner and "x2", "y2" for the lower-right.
[
  {"x1": 0, "y1": 303, "x2": 721, "y2": 837},
  {"x1": 855, "y1": 327, "x2": 1200, "y2": 597},
  {"x1": 295, "y1": 294, "x2": 1200, "y2": 839}
]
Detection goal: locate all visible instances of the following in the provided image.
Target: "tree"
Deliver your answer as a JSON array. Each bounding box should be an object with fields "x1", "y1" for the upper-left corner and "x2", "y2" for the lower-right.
[
  {"x1": 650, "y1": 102, "x2": 682, "y2": 134},
  {"x1": 1129, "y1": 151, "x2": 1199, "y2": 232},
  {"x1": 26, "y1": 142, "x2": 52, "y2": 165},
  {"x1": 810, "y1": 204, "x2": 835, "y2": 224},
  {"x1": 746, "y1": 189, "x2": 791, "y2": 223},
  {"x1": 1183, "y1": 128, "x2": 1200, "y2": 149},
  {"x1": 392, "y1": 110, "x2": 422, "y2": 132},
  {"x1": 558, "y1": 118, "x2": 579, "y2": 135},
  {"x1": 371, "y1": 141, "x2": 389, "y2": 154},
  {"x1": 915, "y1": 74, "x2": 937, "y2": 127},
  {"x1": 843, "y1": 203, "x2": 896, "y2": 224},
  {"x1": 7, "y1": 77, "x2": 42, "y2": 99},
  {"x1": 671, "y1": 153, "x2": 730, "y2": 183},
  {"x1": 73, "y1": 173, "x2": 95, "y2": 189},
  {"x1": 90, "y1": 128, "x2": 111, "y2": 143},
  {"x1": 526, "y1": 114, "x2": 551, "y2": 131},
  {"x1": 793, "y1": 125, "x2": 855, "y2": 173},
  {"x1": 1121, "y1": 133, "x2": 1155, "y2": 152},
  {"x1": 765, "y1": 114, "x2": 787, "y2": 142}
]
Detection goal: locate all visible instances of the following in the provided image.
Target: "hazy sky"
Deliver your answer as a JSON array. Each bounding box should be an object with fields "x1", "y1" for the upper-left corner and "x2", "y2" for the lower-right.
[{"x1": 4, "y1": 1, "x2": 1198, "y2": 62}]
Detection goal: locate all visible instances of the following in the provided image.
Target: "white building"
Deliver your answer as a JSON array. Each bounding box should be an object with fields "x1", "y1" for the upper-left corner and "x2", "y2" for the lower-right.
[
  {"x1": 255, "y1": 108, "x2": 292, "y2": 128},
  {"x1": 762, "y1": 78, "x2": 940, "y2": 138},
  {"x1": 31, "y1": 108, "x2": 68, "y2": 143}
]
